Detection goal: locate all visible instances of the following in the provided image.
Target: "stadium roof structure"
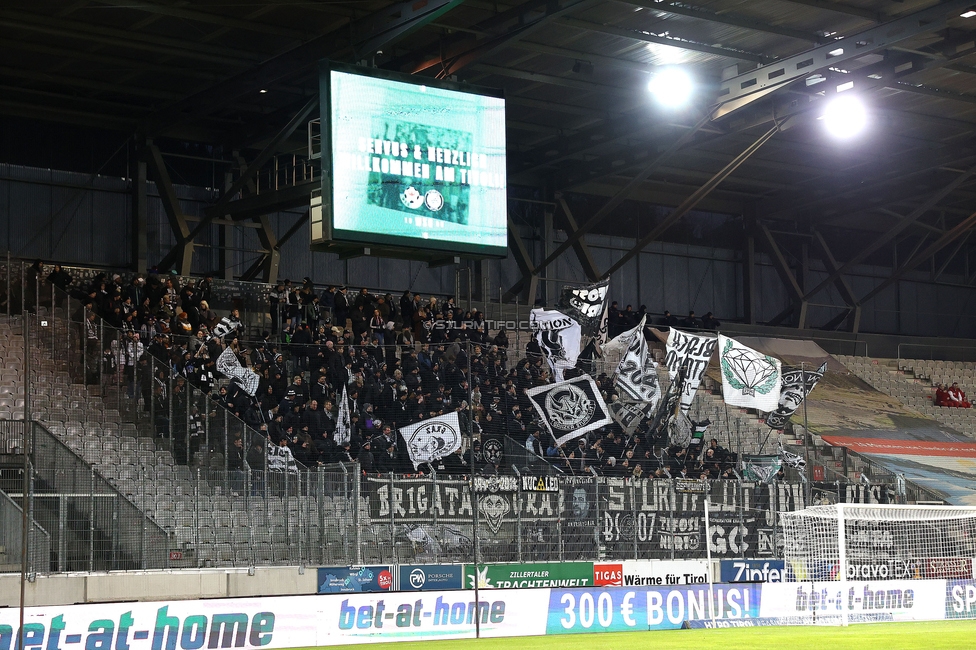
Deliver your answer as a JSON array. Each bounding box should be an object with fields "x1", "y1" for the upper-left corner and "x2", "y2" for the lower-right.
[{"x1": 3, "y1": 0, "x2": 976, "y2": 327}]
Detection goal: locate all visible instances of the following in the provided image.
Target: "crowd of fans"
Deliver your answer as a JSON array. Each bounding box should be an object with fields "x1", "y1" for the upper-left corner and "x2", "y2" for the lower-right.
[
  {"x1": 34, "y1": 261, "x2": 744, "y2": 480},
  {"x1": 606, "y1": 303, "x2": 721, "y2": 339}
]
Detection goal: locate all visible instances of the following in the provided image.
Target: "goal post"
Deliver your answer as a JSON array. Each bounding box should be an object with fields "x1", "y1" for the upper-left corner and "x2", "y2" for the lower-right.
[{"x1": 781, "y1": 503, "x2": 976, "y2": 585}]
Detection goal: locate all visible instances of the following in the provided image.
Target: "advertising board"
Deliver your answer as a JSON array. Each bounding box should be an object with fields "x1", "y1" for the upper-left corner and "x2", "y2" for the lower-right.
[
  {"x1": 318, "y1": 566, "x2": 394, "y2": 593},
  {"x1": 720, "y1": 560, "x2": 786, "y2": 583},
  {"x1": 464, "y1": 562, "x2": 594, "y2": 589},
  {"x1": 1, "y1": 580, "x2": 971, "y2": 646},
  {"x1": 398, "y1": 565, "x2": 464, "y2": 592},
  {"x1": 946, "y1": 579, "x2": 976, "y2": 619},
  {"x1": 545, "y1": 584, "x2": 762, "y2": 634},
  {"x1": 594, "y1": 560, "x2": 709, "y2": 587},
  {"x1": 759, "y1": 579, "x2": 946, "y2": 624}
]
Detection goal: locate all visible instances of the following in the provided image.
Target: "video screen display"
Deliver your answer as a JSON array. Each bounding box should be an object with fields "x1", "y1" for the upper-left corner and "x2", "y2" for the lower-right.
[{"x1": 321, "y1": 64, "x2": 508, "y2": 257}]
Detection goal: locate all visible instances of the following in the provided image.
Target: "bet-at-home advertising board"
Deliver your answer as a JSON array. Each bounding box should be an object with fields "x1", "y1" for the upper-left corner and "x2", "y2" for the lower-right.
[{"x1": 5, "y1": 579, "x2": 976, "y2": 646}]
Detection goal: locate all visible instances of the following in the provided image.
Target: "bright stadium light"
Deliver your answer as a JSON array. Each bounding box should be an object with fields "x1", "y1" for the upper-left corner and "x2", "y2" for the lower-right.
[
  {"x1": 648, "y1": 67, "x2": 694, "y2": 108},
  {"x1": 821, "y1": 94, "x2": 868, "y2": 139}
]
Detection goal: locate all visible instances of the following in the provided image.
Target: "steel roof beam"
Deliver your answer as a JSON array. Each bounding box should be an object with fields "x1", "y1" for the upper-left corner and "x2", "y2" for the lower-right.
[
  {"x1": 858, "y1": 209, "x2": 976, "y2": 307},
  {"x1": 772, "y1": 0, "x2": 881, "y2": 23},
  {"x1": 617, "y1": 0, "x2": 826, "y2": 44},
  {"x1": 143, "y1": 0, "x2": 460, "y2": 135},
  {"x1": 601, "y1": 119, "x2": 789, "y2": 279},
  {"x1": 559, "y1": 16, "x2": 770, "y2": 63},
  {"x1": 0, "y1": 9, "x2": 263, "y2": 66},
  {"x1": 798, "y1": 161, "x2": 976, "y2": 303},
  {"x1": 89, "y1": 0, "x2": 306, "y2": 40},
  {"x1": 712, "y1": 0, "x2": 975, "y2": 120}
]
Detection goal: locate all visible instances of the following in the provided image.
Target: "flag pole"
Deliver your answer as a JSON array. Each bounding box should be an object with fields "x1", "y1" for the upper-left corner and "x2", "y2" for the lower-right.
[
  {"x1": 801, "y1": 362, "x2": 812, "y2": 503},
  {"x1": 466, "y1": 339, "x2": 480, "y2": 639}
]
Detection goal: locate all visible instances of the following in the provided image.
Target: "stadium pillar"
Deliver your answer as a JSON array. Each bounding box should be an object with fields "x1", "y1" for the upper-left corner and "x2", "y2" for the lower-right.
[
  {"x1": 758, "y1": 222, "x2": 807, "y2": 328},
  {"x1": 742, "y1": 212, "x2": 756, "y2": 325}
]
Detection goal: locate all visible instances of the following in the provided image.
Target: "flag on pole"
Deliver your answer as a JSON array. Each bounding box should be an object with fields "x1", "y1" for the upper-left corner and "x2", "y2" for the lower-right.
[
  {"x1": 526, "y1": 375, "x2": 612, "y2": 446},
  {"x1": 215, "y1": 346, "x2": 260, "y2": 396},
  {"x1": 718, "y1": 334, "x2": 782, "y2": 411},
  {"x1": 766, "y1": 362, "x2": 827, "y2": 429},
  {"x1": 664, "y1": 328, "x2": 717, "y2": 413},
  {"x1": 210, "y1": 315, "x2": 240, "y2": 341},
  {"x1": 529, "y1": 308, "x2": 582, "y2": 382},
  {"x1": 399, "y1": 412, "x2": 463, "y2": 469},
  {"x1": 557, "y1": 277, "x2": 609, "y2": 337},
  {"x1": 335, "y1": 384, "x2": 351, "y2": 446}
]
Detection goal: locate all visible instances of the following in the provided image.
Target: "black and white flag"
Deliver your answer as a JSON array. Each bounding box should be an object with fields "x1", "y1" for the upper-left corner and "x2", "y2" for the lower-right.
[
  {"x1": 719, "y1": 334, "x2": 781, "y2": 411},
  {"x1": 215, "y1": 346, "x2": 260, "y2": 396},
  {"x1": 526, "y1": 375, "x2": 612, "y2": 446},
  {"x1": 664, "y1": 328, "x2": 717, "y2": 414},
  {"x1": 741, "y1": 454, "x2": 782, "y2": 483},
  {"x1": 399, "y1": 412, "x2": 463, "y2": 470},
  {"x1": 613, "y1": 316, "x2": 661, "y2": 407},
  {"x1": 779, "y1": 444, "x2": 807, "y2": 472},
  {"x1": 608, "y1": 399, "x2": 653, "y2": 434},
  {"x1": 335, "y1": 384, "x2": 351, "y2": 446},
  {"x1": 766, "y1": 362, "x2": 827, "y2": 430},
  {"x1": 267, "y1": 441, "x2": 299, "y2": 472},
  {"x1": 557, "y1": 278, "x2": 609, "y2": 336},
  {"x1": 210, "y1": 315, "x2": 240, "y2": 341},
  {"x1": 529, "y1": 308, "x2": 582, "y2": 382}
]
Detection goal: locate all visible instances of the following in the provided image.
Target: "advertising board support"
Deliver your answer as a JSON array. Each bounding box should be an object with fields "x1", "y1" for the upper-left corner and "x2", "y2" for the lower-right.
[{"x1": 515, "y1": 470, "x2": 523, "y2": 563}]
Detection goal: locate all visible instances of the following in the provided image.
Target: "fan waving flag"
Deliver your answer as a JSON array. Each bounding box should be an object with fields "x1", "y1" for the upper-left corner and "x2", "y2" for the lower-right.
[
  {"x1": 526, "y1": 375, "x2": 612, "y2": 446},
  {"x1": 664, "y1": 328, "x2": 717, "y2": 414},
  {"x1": 612, "y1": 316, "x2": 660, "y2": 407},
  {"x1": 215, "y1": 346, "x2": 260, "y2": 396},
  {"x1": 210, "y1": 315, "x2": 240, "y2": 341},
  {"x1": 719, "y1": 334, "x2": 782, "y2": 411},
  {"x1": 557, "y1": 277, "x2": 609, "y2": 337},
  {"x1": 399, "y1": 412, "x2": 463, "y2": 469},
  {"x1": 766, "y1": 362, "x2": 827, "y2": 430},
  {"x1": 335, "y1": 384, "x2": 351, "y2": 446},
  {"x1": 529, "y1": 308, "x2": 582, "y2": 382}
]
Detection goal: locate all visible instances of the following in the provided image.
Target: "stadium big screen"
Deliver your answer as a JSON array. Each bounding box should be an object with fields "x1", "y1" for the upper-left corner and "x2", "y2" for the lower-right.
[{"x1": 314, "y1": 62, "x2": 507, "y2": 257}]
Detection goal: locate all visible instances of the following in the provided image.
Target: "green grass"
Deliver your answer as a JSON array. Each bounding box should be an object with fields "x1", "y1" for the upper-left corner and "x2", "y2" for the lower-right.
[{"x1": 293, "y1": 620, "x2": 976, "y2": 649}]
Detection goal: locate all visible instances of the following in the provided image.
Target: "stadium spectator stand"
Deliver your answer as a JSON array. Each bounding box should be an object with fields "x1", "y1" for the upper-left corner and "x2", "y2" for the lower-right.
[{"x1": 837, "y1": 354, "x2": 976, "y2": 437}]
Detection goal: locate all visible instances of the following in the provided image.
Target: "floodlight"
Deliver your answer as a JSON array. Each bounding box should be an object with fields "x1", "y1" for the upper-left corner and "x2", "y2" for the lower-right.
[
  {"x1": 961, "y1": 10, "x2": 976, "y2": 18},
  {"x1": 821, "y1": 94, "x2": 868, "y2": 139},
  {"x1": 648, "y1": 67, "x2": 693, "y2": 108}
]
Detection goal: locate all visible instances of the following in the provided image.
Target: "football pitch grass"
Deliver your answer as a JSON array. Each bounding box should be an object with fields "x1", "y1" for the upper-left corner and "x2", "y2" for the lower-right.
[{"x1": 298, "y1": 620, "x2": 976, "y2": 650}]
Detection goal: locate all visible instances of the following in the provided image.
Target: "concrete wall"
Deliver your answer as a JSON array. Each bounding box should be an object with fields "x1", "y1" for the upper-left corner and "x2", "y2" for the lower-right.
[{"x1": 0, "y1": 566, "x2": 318, "y2": 607}]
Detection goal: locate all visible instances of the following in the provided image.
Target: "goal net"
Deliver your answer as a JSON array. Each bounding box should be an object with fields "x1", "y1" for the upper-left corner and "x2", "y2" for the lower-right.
[{"x1": 781, "y1": 504, "x2": 976, "y2": 582}]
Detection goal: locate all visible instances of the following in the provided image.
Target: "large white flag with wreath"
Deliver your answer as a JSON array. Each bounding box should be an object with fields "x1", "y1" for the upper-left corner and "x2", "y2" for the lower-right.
[{"x1": 719, "y1": 334, "x2": 782, "y2": 411}]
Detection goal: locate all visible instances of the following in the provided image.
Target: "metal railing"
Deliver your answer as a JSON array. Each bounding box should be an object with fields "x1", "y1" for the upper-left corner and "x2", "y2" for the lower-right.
[{"x1": 0, "y1": 484, "x2": 49, "y2": 574}]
